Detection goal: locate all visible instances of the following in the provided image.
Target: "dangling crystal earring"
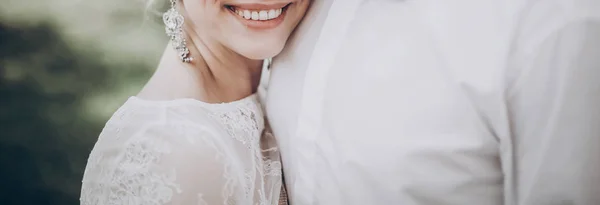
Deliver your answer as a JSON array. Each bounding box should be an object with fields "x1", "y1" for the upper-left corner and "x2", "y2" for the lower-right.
[{"x1": 163, "y1": 0, "x2": 193, "y2": 63}]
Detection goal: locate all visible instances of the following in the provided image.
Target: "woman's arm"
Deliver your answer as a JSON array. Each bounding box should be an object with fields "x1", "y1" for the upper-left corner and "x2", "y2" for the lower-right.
[{"x1": 81, "y1": 113, "x2": 242, "y2": 205}]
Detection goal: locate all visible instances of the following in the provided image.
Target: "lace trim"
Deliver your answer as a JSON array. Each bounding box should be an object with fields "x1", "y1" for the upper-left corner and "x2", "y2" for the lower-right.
[
  {"x1": 82, "y1": 98, "x2": 282, "y2": 205},
  {"x1": 81, "y1": 137, "x2": 181, "y2": 205},
  {"x1": 209, "y1": 102, "x2": 262, "y2": 149},
  {"x1": 263, "y1": 159, "x2": 282, "y2": 177},
  {"x1": 197, "y1": 193, "x2": 209, "y2": 205},
  {"x1": 103, "y1": 105, "x2": 137, "y2": 140}
]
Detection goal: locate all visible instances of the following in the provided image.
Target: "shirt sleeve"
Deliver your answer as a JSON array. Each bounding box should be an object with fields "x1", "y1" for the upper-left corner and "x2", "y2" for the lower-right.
[{"x1": 507, "y1": 18, "x2": 600, "y2": 204}]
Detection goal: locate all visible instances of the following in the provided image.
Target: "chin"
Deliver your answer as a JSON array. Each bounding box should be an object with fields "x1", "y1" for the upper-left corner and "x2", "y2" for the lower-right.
[{"x1": 239, "y1": 44, "x2": 286, "y2": 60}]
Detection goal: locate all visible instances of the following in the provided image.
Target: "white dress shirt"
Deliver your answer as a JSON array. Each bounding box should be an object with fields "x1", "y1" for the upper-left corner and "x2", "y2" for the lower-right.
[{"x1": 263, "y1": 0, "x2": 600, "y2": 204}]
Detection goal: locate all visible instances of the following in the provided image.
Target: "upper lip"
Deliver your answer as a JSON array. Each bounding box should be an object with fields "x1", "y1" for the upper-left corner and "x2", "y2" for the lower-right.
[{"x1": 227, "y1": 2, "x2": 292, "y2": 10}]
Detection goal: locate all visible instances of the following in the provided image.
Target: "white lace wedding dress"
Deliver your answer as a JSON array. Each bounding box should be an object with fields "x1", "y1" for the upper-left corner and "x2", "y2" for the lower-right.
[{"x1": 80, "y1": 94, "x2": 283, "y2": 205}]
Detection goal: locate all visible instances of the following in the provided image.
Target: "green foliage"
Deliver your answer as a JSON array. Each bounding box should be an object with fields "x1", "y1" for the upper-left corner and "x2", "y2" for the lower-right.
[{"x1": 0, "y1": 1, "x2": 165, "y2": 204}]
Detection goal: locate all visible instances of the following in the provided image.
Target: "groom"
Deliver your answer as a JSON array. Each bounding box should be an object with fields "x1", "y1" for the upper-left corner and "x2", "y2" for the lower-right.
[{"x1": 263, "y1": 0, "x2": 600, "y2": 204}]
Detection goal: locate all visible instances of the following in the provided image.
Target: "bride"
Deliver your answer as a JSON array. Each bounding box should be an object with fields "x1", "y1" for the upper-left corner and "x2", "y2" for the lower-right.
[{"x1": 79, "y1": 0, "x2": 310, "y2": 204}]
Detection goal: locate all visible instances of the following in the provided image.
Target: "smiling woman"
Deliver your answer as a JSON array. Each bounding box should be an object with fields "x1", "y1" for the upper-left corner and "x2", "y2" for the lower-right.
[{"x1": 79, "y1": 0, "x2": 310, "y2": 204}]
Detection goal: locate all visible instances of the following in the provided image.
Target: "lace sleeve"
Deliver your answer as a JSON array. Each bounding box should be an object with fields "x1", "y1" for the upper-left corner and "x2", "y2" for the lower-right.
[{"x1": 81, "y1": 110, "x2": 242, "y2": 205}]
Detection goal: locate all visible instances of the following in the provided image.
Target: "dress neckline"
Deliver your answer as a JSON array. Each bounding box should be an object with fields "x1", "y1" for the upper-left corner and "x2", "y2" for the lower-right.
[{"x1": 127, "y1": 93, "x2": 258, "y2": 109}]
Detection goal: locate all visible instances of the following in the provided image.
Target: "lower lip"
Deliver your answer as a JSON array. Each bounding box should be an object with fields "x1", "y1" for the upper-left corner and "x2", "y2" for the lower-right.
[{"x1": 228, "y1": 7, "x2": 288, "y2": 30}]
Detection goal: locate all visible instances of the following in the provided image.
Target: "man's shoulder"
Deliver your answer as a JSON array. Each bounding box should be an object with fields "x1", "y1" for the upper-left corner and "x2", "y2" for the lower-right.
[{"x1": 511, "y1": 0, "x2": 600, "y2": 54}]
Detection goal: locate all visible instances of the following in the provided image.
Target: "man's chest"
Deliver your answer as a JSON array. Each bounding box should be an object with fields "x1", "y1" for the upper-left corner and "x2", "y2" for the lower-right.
[{"x1": 266, "y1": 1, "x2": 516, "y2": 201}]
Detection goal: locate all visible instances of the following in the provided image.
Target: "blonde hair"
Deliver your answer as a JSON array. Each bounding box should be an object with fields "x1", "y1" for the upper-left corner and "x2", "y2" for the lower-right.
[
  {"x1": 143, "y1": 0, "x2": 165, "y2": 17},
  {"x1": 145, "y1": 0, "x2": 157, "y2": 8}
]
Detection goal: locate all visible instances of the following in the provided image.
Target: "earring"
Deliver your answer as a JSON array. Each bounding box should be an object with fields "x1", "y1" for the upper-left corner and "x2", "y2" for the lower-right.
[{"x1": 163, "y1": 0, "x2": 193, "y2": 63}]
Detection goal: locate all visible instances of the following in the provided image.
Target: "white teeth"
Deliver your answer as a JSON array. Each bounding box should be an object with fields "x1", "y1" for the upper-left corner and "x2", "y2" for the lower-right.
[
  {"x1": 259, "y1": 11, "x2": 268, "y2": 20},
  {"x1": 233, "y1": 8, "x2": 284, "y2": 21},
  {"x1": 243, "y1": 10, "x2": 251, "y2": 19},
  {"x1": 251, "y1": 11, "x2": 259, "y2": 20},
  {"x1": 268, "y1": 9, "x2": 276, "y2": 19}
]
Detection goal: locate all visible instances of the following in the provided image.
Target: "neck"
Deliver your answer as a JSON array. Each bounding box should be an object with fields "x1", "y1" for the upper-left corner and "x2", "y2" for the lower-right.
[
  {"x1": 142, "y1": 39, "x2": 263, "y2": 104},
  {"x1": 188, "y1": 33, "x2": 264, "y2": 96}
]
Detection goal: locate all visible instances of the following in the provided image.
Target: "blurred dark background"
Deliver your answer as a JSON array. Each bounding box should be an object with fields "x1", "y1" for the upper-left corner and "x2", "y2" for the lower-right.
[{"x1": 0, "y1": 1, "x2": 167, "y2": 204}]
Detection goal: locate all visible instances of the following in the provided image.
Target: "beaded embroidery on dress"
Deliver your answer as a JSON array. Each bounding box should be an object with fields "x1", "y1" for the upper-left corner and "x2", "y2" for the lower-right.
[{"x1": 80, "y1": 95, "x2": 282, "y2": 205}]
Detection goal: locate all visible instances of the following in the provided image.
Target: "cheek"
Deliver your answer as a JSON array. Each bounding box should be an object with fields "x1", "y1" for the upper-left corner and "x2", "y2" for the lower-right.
[
  {"x1": 297, "y1": 1, "x2": 311, "y2": 16},
  {"x1": 182, "y1": 0, "x2": 224, "y2": 28},
  {"x1": 185, "y1": 0, "x2": 217, "y2": 7}
]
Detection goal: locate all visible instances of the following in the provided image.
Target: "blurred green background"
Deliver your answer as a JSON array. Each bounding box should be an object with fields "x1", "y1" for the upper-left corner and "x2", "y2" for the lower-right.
[{"x1": 0, "y1": 0, "x2": 168, "y2": 204}]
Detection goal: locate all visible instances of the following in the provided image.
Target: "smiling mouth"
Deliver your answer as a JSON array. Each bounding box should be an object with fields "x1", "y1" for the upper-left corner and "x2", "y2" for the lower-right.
[{"x1": 225, "y1": 3, "x2": 292, "y2": 21}]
